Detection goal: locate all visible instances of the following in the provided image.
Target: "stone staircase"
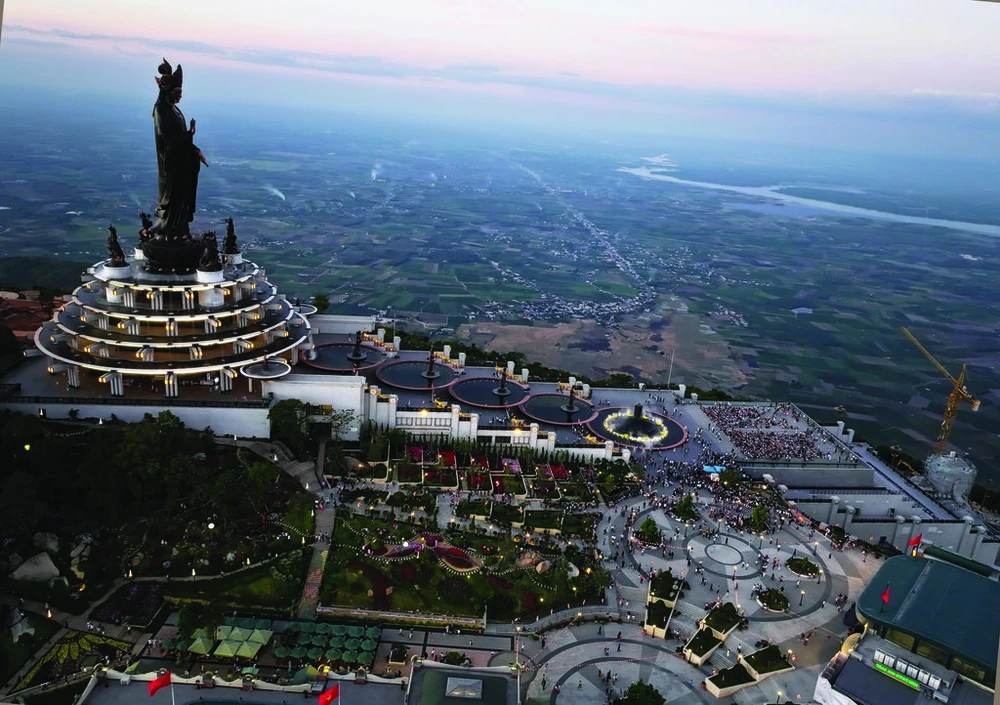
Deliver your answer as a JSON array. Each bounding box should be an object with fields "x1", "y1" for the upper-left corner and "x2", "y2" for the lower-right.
[
  {"x1": 298, "y1": 554, "x2": 327, "y2": 620},
  {"x1": 296, "y1": 508, "x2": 336, "y2": 620}
]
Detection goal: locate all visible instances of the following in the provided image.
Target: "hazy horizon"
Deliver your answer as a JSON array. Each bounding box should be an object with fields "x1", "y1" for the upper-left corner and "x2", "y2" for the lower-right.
[{"x1": 2, "y1": 1, "x2": 999, "y2": 160}]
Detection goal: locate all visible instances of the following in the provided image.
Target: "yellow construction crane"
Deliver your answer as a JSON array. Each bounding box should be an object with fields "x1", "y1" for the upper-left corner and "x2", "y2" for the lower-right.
[{"x1": 901, "y1": 327, "x2": 981, "y2": 455}]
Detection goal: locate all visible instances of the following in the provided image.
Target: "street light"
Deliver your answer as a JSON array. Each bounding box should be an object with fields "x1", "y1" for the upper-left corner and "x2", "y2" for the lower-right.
[
  {"x1": 817, "y1": 569, "x2": 823, "y2": 585},
  {"x1": 799, "y1": 590, "x2": 805, "y2": 607}
]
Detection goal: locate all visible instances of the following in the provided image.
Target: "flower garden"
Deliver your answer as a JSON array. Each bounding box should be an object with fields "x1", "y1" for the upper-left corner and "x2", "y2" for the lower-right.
[
  {"x1": 91, "y1": 583, "x2": 164, "y2": 627},
  {"x1": 17, "y1": 631, "x2": 131, "y2": 691},
  {"x1": 318, "y1": 515, "x2": 610, "y2": 620}
]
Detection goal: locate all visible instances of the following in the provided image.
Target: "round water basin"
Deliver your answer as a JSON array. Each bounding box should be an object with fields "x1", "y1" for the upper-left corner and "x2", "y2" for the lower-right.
[
  {"x1": 449, "y1": 376, "x2": 529, "y2": 409},
  {"x1": 376, "y1": 359, "x2": 459, "y2": 391},
  {"x1": 301, "y1": 343, "x2": 385, "y2": 372},
  {"x1": 519, "y1": 393, "x2": 597, "y2": 425}
]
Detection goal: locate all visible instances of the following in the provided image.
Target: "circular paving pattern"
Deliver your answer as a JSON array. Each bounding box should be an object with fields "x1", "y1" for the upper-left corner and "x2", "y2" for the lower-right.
[{"x1": 705, "y1": 543, "x2": 743, "y2": 566}]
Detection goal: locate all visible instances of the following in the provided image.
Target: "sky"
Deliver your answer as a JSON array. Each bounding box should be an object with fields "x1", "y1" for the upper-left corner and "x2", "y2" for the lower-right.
[{"x1": 2, "y1": 0, "x2": 1000, "y2": 155}]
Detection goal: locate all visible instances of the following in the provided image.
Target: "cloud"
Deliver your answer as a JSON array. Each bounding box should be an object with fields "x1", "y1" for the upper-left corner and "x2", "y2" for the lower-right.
[
  {"x1": 4, "y1": 23, "x2": 996, "y2": 120},
  {"x1": 632, "y1": 24, "x2": 827, "y2": 46}
]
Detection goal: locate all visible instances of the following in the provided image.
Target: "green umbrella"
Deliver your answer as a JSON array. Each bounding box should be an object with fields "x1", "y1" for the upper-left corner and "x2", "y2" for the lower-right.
[
  {"x1": 191, "y1": 627, "x2": 211, "y2": 640},
  {"x1": 327, "y1": 636, "x2": 345, "y2": 648},
  {"x1": 215, "y1": 625, "x2": 233, "y2": 641},
  {"x1": 274, "y1": 646, "x2": 291, "y2": 659},
  {"x1": 298, "y1": 622, "x2": 317, "y2": 634},
  {"x1": 176, "y1": 640, "x2": 189, "y2": 652},
  {"x1": 324, "y1": 649, "x2": 342, "y2": 662},
  {"x1": 331, "y1": 625, "x2": 347, "y2": 636},
  {"x1": 291, "y1": 646, "x2": 308, "y2": 660},
  {"x1": 254, "y1": 619, "x2": 272, "y2": 630},
  {"x1": 248, "y1": 629, "x2": 273, "y2": 645},
  {"x1": 344, "y1": 639, "x2": 360, "y2": 651},
  {"x1": 342, "y1": 650, "x2": 358, "y2": 664},
  {"x1": 290, "y1": 665, "x2": 318, "y2": 685},
  {"x1": 311, "y1": 635, "x2": 328, "y2": 648},
  {"x1": 229, "y1": 626, "x2": 253, "y2": 642},
  {"x1": 347, "y1": 626, "x2": 365, "y2": 638},
  {"x1": 224, "y1": 617, "x2": 239, "y2": 627},
  {"x1": 314, "y1": 623, "x2": 332, "y2": 635},
  {"x1": 188, "y1": 636, "x2": 215, "y2": 655},
  {"x1": 307, "y1": 647, "x2": 324, "y2": 661},
  {"x1": 285, "y1": 622, "x2": 302, "y2": 632},
  {"x1": 238, "y1": 617, "x2": 256, "y2": 630},
  {"x1": 360, "y1": 639, "x2": 377, "y2": 652},
  {"x1": 356, "y1": 652, "x2": 374, "y2": 665},
  {"x1": 365, "y1": 627, "x2": 381, "y2": 640},
  {"x1": 242, "y1": 666, "x2": 259, "y2": 675},
  {"x1": 213, "y1": 640, "x2": 242, "y2": 658},
  {"x1": 297, "y1": 632, "x2": 315, "y2": 646},
  {"x1": 237, "y1": 641, "x2": 263, "y2": 660}
]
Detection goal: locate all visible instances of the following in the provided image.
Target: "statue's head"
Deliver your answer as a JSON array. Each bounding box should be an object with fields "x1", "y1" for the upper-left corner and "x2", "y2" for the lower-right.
[{"x1": 155, "y1": 58, "x2": 184, "y2": 103}]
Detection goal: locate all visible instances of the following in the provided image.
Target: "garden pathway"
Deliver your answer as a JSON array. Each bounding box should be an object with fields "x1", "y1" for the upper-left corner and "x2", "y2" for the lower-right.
[{"x1": 296, "y1": 506, "x2": 336, "y2": 620}]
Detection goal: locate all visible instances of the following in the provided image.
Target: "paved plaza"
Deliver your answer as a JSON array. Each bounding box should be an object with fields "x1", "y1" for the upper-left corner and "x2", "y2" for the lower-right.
[{"x1": 2, "y1": 395, "x2": 883, "y2": 705}]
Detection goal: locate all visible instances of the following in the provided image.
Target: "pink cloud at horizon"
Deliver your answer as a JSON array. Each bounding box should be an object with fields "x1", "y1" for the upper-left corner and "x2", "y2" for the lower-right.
[{"x1": 6, "y1": 0, "x2": 1000, "y2": 97}]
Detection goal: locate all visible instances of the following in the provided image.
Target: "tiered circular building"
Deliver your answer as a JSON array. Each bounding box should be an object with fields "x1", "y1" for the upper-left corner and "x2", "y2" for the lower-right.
[{"x1": 35, "y1": 223, "x2": 309, "y2": 396}]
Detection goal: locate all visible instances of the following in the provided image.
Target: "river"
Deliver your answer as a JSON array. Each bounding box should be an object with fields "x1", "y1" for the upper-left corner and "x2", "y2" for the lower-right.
[{"x1": 618, "y1": 167, "x2": 1000, "y2": 238}]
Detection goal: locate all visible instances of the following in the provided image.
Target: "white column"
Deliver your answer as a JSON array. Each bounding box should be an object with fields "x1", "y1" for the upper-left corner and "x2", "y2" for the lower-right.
[
  {"x1": 458, "y1": 352, "x2": 466, "y2": 368},
  {"x1": 507, "y1": 361, "x2": 515, "y2": 375},
  {"x1": 529, "y1": 423, "x2": 539, "y2": 447},
  {"x1": 219, "y1": 367, "x2": 236, "y2": 392},
  {"x1": 67, "y1": 365, "x2": 80, "y2": 388},
  {"x1": 451, "y1": 404, "x2": 461, "y2": 436},
  {"x1": 828, "y1": 496, "x2": 840, "y2": 525},
  {"x1": 891, "y1": 516, "x2": 906, "y2": 550},
  {"x1": 443, "y1": 345, "x2": 452, "y2": 360},
  {"x1": 161, "y1": 372, "x2": 174, "y2": 397},
  {"x1": 957, "y1": 516, "x2": 975, "y2": 555},
  {"x1": 377, "y1": 328, "x2": 386, "y2": 343},
  {"x1": 99, "y1": 371, "x2": 123, "y2": 396},
  {"x1": 604, "y1": 441, "x2": 614, "y2": 460},
  {"x1": 843, "y1": 506, "x2": 856, "y2": 533},
  {"x1": 388, "y1": 394, "x2": 398, "y2": 429}
]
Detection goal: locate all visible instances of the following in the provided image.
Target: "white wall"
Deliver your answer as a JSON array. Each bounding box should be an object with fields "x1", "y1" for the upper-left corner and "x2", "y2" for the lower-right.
[
  {"x1": 264, "y1": 375, "x2": 366, "y2": 412},
  {"x1": 308, "y1": 314, "x2": 375, "y2": 336},
  {"x1": 4, "y1": 401, "x2": 270, "y2": 438}
]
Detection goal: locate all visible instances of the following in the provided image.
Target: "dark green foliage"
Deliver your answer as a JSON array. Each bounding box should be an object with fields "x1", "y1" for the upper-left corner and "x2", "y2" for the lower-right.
[
  {"x1": 673, "y1": 493, "x2": 696, "y2": 520},
  {"x1": 268, "y1": 398, "x2": 309, "y2": 456},
  {"x1": 637, "y1": 517, "x2": 661, "y2": 544},
  {"x1": 749, "y1": 504, "x2": 769, "y2": 532},
  {"x1": 615, "y1": 680, "x2": 666, "y2": 705}
]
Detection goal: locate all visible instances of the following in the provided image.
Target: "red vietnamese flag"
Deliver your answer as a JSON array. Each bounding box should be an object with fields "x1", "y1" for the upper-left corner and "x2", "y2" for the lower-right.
[
  {"x1": 319, "y1": 683, "x2": 340, "y2": 705},
  {"x1": 148, "y1": 672, "x2": 171, "y2": 697},
  {"x1": 907, "y1": 533, "x2": 923, "y2": 547},
  {"x1": 881, "y1": 584, "x2": 891, "y2": 605}
]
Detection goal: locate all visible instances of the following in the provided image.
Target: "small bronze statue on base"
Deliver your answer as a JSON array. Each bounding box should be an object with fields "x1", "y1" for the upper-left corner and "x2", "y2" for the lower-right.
[{"x1": 106, "y1": 225, "x2": 127, "y2": 267}]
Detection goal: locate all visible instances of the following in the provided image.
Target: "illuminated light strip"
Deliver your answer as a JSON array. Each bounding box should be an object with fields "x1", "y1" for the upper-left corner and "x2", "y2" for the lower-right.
[{"x1": 874, "y1": 662, "x2": 920, "y2": 690}]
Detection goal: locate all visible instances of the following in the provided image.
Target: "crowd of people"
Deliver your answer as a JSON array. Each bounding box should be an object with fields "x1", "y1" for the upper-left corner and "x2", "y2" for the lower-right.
[{"x1": 702, "y1": 403, "x2": 827, "y2": 461}]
